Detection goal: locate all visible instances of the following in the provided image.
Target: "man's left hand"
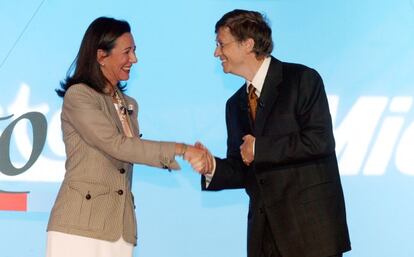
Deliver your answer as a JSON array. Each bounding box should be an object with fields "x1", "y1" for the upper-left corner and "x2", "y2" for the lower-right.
[{"x1": 240, "y1": 134, "x2": 255, "y2": 166}]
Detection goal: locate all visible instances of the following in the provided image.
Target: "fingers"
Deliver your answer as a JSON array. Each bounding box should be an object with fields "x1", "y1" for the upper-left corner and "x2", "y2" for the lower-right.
[
  {"x1": 183, "y1": 145, "x2": 202, "y2": 162},
  {"x1": 242, "y1": 134, "x2": 254, "y2": 142},
  {"x1": 194, "y1": 141, "x2": 206, "y2": 150},
  {"x1": 203, "y1": 150, "x2": 214, "y2": 174},
  {"x1": 191, "y1": 157, "x2": 206, "y2": 173},
  {"x1": 240, "y1": 134, "x2": 255, "y2": 165},
  {"x1": 184, "y1": 145, "x2": 207, "y2": 174},
  {"x1": 184, "y1": 143, "x2": 213, "y2": 175},
  {"x1": 196, "y1": 142, "x2": 213, "y2": 172}
]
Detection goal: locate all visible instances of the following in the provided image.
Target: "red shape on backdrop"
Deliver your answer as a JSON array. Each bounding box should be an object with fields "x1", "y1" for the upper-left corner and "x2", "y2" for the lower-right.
[{"x1": 0, "y1": 191, "x2": 29, "y2": 211}]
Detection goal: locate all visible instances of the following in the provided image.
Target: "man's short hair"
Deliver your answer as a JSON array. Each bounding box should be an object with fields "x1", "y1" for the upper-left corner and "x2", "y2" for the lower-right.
[{"x1": 215, "y1": 9, "x2": 273, "y2": 57}]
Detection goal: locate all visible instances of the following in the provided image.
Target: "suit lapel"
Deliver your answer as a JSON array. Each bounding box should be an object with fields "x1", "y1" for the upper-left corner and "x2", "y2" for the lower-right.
[
  {"x1": 103, "y1": 94, "x2": 124, "y2": 134},
  {"x1": 254, "y1": 57, "x2": 283, "y2": 135},
  {"x1": 101, "y1": 93, "x2": 125, "y2": 168},
  {"x1": 238, "y1": 84, "x2": 253, "y2": 132}
]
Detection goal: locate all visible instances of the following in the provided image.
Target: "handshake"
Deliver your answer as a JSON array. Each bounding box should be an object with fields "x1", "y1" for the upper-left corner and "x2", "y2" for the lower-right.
[
  {"x1": 182, "y1": 142, "x2": 214, "y2": 175},
  {"x1": 180, "y1": 135, "x2": 256, "y2": 175}
]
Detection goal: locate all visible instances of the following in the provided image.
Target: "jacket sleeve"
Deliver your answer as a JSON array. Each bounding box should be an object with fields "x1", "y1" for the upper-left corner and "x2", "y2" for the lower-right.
[
  {"x1": 203, "y1": 99, "x2": 247, "y2": 190},
  {"x1": 62, "y1": 84, "x2": 180, "y2": 170},
  {"x1": 254, "y1": 68, "x2": 336, "y2": 166}
]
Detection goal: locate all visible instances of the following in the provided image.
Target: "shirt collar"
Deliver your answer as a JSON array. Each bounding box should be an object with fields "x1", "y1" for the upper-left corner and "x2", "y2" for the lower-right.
[{"x1": 246, "y1": 56, "x2": 271, "y2": 97}]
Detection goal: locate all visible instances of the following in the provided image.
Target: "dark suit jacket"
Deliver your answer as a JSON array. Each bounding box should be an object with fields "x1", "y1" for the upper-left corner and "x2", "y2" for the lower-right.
[{"x1": 202, "y1": 57, "x2": 351, "y2": 257}]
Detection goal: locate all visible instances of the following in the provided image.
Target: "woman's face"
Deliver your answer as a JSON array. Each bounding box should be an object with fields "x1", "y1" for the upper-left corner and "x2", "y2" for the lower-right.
[{"x1": 99, "y1": 32, "x2": 137, "y2": 87}]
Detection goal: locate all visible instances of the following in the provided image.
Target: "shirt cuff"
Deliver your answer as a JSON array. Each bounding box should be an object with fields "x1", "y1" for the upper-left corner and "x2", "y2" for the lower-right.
[{"x1": 204, "y1": 157, "x2": 216, "y2": 188}]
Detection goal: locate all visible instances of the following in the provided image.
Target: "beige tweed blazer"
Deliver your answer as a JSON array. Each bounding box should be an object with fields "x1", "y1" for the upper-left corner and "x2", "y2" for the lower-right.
[{"x1": 47, "y1": 83, "x2": 179, "y2": 245}]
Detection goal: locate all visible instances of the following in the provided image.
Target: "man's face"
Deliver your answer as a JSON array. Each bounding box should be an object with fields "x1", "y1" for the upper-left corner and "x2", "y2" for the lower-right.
[{"x1": 214, "y1": 27, "x2": 246, "y2": 75}]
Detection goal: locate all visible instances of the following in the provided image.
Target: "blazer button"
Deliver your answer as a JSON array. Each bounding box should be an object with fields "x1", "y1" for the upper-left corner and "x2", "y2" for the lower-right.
[
  {"x1": 85, "y1": 194, "x2": 91, "y2": 200},
  {"x1": 119, "y1": 168, "x2": 126, "y2": 174},
  {"x1": 118, "y1": 189, "x2": 124, "y2": 195},
  {"x1": 259, "y1": 179, "x2": 265, "y2": 185},
  {"x1": 259, "y1": 207, "x2": 264, "y2": 214}
]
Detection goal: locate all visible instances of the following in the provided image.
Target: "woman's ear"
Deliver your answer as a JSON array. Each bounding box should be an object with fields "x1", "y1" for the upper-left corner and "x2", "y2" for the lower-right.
[{"x1": 97, "y1": 49, "x2": 108, "y2": 66}]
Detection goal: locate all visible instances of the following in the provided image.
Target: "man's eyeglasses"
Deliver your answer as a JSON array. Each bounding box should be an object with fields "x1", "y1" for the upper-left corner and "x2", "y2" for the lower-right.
[{"x1": 215, "y1": 40, "x2": 237, "y2": 49}]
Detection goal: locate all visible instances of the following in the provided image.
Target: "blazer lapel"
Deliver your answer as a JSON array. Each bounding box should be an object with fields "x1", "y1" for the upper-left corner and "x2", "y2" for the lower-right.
[
  {"x1": 254, "y1": 57, "x2": 283, "y2": 135},
  {"x1": 101, "y1": 93, "x2": 125, "y2": 168},
  {"x1": 238, "y1": 84, "x2": 253, "y2": 132},
  {"x1": 103, "y1": 94, "x2": 124, "y2": 134}
]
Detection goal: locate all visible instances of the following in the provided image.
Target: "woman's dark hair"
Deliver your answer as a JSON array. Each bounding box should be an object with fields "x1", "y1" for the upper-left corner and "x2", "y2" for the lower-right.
[
  {"x1": 56, "y1": 17, "x2": 131, "y2": 97},
  {"x1": 215, "y1": 9, "x2": 273, "y2": 58}
]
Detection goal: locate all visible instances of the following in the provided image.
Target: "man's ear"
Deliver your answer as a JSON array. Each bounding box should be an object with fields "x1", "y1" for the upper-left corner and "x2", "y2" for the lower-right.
[
  {"x1": 97, "y1": 49, "x2": 108, "y2": 66},
  {"x1": 244, "y1": 38, "x2": 255, "y2": 53}
]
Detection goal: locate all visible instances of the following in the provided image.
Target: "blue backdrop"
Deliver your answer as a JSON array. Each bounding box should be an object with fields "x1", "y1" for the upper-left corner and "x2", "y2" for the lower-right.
[{"x1": 1, "y1": 0, "x2": 414, "y2": 256}]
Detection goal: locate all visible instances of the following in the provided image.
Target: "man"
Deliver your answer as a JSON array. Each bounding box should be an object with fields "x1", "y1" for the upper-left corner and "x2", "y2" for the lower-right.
[{"x1": 189, "y1": 9, "x2": 351, "y2": 257}]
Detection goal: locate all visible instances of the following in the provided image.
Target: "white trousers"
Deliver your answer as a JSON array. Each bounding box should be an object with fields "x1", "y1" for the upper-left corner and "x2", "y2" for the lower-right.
[{"x1": 46, "y1": 231, "x2": 134, "y2": 257}]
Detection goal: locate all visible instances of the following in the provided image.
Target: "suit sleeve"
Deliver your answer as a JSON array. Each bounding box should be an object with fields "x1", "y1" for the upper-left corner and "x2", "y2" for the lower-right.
[
  {"x1": 255, "y1": 69, "x2": 336, "y2": 165},
  {"x1": 62, "y1": 84, "x2": 180, "y2": 170},
  {"x1": 203, "y1": 99, "x2": 247, "y2": 190}
]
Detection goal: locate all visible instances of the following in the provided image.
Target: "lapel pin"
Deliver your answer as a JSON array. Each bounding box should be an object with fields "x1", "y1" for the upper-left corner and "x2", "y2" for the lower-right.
[{"x1": 127, "y1": 104, "x2": 134, "y2": 115}]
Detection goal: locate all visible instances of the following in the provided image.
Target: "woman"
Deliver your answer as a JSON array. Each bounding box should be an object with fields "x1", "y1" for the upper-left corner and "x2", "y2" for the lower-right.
[{"x1": 46, "y1": 17, "x2": 202, "y2": 257}]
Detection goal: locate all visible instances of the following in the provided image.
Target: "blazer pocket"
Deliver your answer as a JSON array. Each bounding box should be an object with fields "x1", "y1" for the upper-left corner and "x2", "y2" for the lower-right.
[
  {"x1": 299, "y1": 181, "x2": 337, "y2": 204},
  {"x1": 297, "y1": 181, "x2": 344, "y2": 238},
  {"x1": 62, "y1": 181, "x2": 110, "y2": 231}
]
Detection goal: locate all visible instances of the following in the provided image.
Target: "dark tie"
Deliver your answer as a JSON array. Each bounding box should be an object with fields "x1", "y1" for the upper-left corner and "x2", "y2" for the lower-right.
[{"x1": 248, "y1": 84, "x2": 258, "y2": 121}]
